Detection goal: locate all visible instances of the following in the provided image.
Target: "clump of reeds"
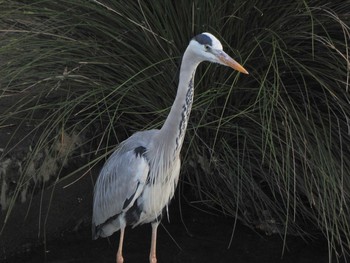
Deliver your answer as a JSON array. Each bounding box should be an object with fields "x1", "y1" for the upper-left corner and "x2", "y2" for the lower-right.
[{"x1": 0, "y1": 1, "x2": 349, "y2": 261}]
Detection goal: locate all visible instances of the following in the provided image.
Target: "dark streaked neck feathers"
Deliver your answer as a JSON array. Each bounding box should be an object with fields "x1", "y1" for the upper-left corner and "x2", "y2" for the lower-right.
[{"x1": 158, "y1": 43, "x2": 201, "y2": 156}]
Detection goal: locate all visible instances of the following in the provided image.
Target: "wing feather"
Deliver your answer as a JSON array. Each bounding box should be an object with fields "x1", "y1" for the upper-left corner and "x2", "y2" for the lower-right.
[{"x1": 92, "y1": 143, "x2": 149, "y2": 228}]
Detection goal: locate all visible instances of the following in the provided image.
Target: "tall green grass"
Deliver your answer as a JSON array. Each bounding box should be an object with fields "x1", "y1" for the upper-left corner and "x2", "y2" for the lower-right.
[{"x1": 1, "y1": 0, "x2": 349, "y2": 261}]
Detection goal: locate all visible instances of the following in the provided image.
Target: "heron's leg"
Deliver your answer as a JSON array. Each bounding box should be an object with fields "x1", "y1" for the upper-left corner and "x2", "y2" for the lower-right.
[
  {"x1": 116, "y1": 227, "x2": 125, "y2": 263},
  {"x1": 149, "y1": 221, "x2": 159, "y2": 263}
]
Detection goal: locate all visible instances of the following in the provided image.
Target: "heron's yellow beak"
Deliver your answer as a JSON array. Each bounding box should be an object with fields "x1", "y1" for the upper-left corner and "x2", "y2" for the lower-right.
[{"x1": 217, "y1": 51, "x2": 249, "y2": 74}]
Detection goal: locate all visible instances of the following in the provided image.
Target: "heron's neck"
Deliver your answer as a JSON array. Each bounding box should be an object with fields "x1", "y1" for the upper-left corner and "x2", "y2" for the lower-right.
[{"x1": 159, "y1": 50, "x2": 200, "y2": 155}]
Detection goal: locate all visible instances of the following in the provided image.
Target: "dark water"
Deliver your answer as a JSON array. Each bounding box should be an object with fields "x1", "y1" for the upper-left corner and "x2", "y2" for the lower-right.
[{"x1": 4, "y1": 202, "x2": 334, "y2": 263}]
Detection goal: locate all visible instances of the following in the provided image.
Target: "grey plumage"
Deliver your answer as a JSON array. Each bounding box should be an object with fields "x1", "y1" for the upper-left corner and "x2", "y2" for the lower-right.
[
  {"x1": 92, "y1": 130, "x2": 154, "y2": 238},
  {"x1": 92, "y1": 32, "x2": 248, "y2": 263},
  {"x1": 92, "y1": 128, "x2": 181, "y2": 238}
]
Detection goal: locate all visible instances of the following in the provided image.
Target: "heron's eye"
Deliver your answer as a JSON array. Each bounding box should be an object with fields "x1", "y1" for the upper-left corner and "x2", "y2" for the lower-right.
[{"x1": 204, "y1": 44, "x2": 211, "y2": 51}]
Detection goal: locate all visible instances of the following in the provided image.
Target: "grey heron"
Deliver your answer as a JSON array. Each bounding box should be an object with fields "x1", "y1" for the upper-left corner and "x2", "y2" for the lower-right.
[{"x1": 92, "y1": 32, "x2": 248, "y2": 263}]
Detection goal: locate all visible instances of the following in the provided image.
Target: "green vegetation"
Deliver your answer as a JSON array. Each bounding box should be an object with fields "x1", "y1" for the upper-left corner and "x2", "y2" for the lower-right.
[{"x1": 1, "y1": 1, "x2": 349, "y2": 261}]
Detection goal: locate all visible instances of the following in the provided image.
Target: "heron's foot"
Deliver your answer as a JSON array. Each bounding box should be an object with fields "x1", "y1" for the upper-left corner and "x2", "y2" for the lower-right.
[
  {"x1": 149, "y1": 255, "x2": 157, "y2": 263},
  {"x1": 116, "y1": 254, "x2": 124, "y2": 263}
]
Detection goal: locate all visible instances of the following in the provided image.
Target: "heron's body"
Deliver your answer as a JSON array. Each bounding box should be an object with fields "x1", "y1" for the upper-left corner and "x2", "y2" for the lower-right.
[
  {"x1": 92, "y1": 32, "x2": 248, "y2": 263},
  {"x1": 92, "y1": 129, "x2": 181, "y2": 237}
]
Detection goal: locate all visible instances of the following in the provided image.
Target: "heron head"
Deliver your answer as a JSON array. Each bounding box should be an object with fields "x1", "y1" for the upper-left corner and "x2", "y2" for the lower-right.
[{"x1": 189, "y1": 32, "x2": 248, "y2": 74}]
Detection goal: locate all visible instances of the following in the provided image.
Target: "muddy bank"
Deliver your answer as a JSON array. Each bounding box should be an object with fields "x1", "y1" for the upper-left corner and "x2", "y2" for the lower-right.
[
  {"x1": 0, "y1": 168, "x2": 333, "y2": 263},
  {"x1": 0, "y1": 167, "x2": 96, "y2": 260}
]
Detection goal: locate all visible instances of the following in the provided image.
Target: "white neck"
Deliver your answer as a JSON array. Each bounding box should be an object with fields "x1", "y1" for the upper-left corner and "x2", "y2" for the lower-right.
[{"x1": 158, "y1": 47, "x2": 201, "y2": 156}]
